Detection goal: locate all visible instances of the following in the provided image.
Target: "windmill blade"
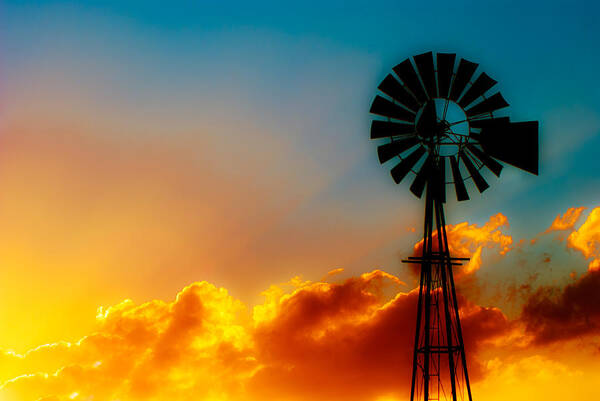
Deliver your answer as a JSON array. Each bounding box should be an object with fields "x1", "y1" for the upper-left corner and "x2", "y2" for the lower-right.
[
  {"x1": 390, "y1": 146, "x2": 426, "y2": 184},
  {"x1": 416, "y1": 101, "x2": 437, "y2": 137},
  {"x1": 414, "y1": 51, "x2": 437, "y2": 99},
  {"x1": 460, "y1": 151, "x2": 490, "y2": 193},
  {"x1": 479, "y1": 121, "x2": 539, "y2": 175},
  {"x1": 377, "y1": 137, "x2": 420, "y2": 163},
  {"x1": 458, "y1": 72, "x2": 498, "y2": 108},
  {"x1": 393, "y1": 59, "x2": 428, "y2": 104},
  {"x1": 469, "y1": 116, "x2": 510, "y2": 129},
  {"x1": 450, "y1": 155, "x2": 469, "y2": 201},
  {"x1": 466, "y1": 144, "x2": 503, "y2": 177},
  {"x1": 410, "y1": 154, "x2": 433, "y2": 198},
  {"x1": 371, "y1": 120, "x2": 416, "y2": 139},
  {"x1": 449, "y1": 58, "x2": 478, "y2": 101},
  {"x1": 436, "y1": 53, "x2": 456, "y2": 98},
  {"x1": 370, "y1": 95, "x2": 416, "y2": 122},
  {"x1": 377, "y1": 74, "x2": 420, "y2": 112},
  {"x1": 465, "y1": 93, "x2": 509, "y2": 117}
]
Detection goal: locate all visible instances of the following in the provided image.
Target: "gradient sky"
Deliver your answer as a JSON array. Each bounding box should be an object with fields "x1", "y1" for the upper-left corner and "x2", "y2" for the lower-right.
[{"x1": 1, "y1": 1, "x2": 600, "y2": 401}]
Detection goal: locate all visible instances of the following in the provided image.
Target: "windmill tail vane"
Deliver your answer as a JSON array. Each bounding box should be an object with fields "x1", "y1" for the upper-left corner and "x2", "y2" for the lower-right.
[{"x1": 369, "y1": 51, "x2": 539, "y2": 401}]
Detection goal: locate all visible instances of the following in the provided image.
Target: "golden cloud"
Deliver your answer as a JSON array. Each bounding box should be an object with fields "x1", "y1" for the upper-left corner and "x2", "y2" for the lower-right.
[
  {"x1": 1, "y1": 282, "x2": 255, "y2": 401},
  {"x1": 413, "y1": 213, "x2": 513, "y2": 275},
  {"x1": 567, "y1": 207, "x2": 600, "y2": 271},
  {"x1": 544, "y1": 207, "x2": 586, "y2": 233}
]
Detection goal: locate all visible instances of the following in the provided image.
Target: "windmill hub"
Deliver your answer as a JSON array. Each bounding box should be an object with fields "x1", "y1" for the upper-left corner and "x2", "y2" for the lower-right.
[
  {"x1": 428, "y1": 120, "x2": 446, "y2": 137},
  {"x1": 437, "y1": 120, "x2": 450, "y2": 132},
  {"x1": 415, "y1": 99, "x2": 469, "y2": 157}
]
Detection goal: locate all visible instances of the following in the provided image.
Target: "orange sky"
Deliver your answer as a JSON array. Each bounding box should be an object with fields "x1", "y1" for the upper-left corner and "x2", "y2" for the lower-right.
[
  {"x1": 1, "y1": 208, "x2": 600, "y2": 400},
  {"x1": 0, "y1": 67, "x2": 419, "y2": 354}
]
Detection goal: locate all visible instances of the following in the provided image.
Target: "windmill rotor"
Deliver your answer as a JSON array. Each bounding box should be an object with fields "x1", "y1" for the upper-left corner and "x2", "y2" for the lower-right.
[{"x1": 370, "y1": 51, "x2": 538, "y2": 202}]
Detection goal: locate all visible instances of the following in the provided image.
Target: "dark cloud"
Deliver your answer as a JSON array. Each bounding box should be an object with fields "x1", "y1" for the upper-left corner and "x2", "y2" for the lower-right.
[
  {"x1": 250, "y1": 272, "x2": 510, "y2": 400},
  {"x1": 521, "y1": 269, "x2": 600, "y2": 345}
]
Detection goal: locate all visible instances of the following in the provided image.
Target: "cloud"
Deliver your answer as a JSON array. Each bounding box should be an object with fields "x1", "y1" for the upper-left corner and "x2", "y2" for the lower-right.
[
  {"x1": 544, "y1": 207, "x2": 586, "y2": 233},
  {"x1": 520, "y1": 269, "x2": 600, "y2": 345},
  {"x1": 250, "y1": 271, "x2": 417, "y2": 401},
  {"x1": 1, "y1": 282, "x2": 255, "y2": 401},
  {"x1": 0, "y1": 271, "x2": 510, "y2": 401},
  {"x1": 567, "y1": 207, "x2": 600, "y2": 271},
  {"x1": 412, "y1": 213, "x2": 513, "y2": 275}
]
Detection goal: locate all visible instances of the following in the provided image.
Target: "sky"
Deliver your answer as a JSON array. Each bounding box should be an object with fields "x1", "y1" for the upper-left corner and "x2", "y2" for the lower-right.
[{"x1": 0, "y1": 1, "x2": 600, "y2": 400}]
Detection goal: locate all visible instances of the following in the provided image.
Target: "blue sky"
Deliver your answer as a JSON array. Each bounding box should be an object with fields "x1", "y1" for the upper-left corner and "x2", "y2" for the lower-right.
[{"x1": 2, "y1": 0, "x2": 599, "y2": 245}]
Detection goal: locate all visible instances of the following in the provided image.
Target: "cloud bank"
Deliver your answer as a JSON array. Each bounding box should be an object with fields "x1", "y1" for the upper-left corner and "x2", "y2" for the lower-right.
[
  {"x1": 0, "y1": 270, "x2": 512, "y2": 401},
  {"x1": 3, "y1": 207, "x2": 600, "y2": 401}
]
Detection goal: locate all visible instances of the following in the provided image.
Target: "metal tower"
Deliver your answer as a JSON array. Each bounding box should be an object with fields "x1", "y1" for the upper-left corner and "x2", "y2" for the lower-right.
[
  {"x1": 403, "y1": 186, "x2": 472, "y2": 401},
  {"x1": 369, "y1": 51, "x2": 539, "y2": 401}
]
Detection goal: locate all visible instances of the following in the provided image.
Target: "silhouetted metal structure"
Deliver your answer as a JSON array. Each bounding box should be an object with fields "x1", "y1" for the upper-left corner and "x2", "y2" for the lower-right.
[{"x1": 369, "y1": 51, "x2": 539, "y2": 401}]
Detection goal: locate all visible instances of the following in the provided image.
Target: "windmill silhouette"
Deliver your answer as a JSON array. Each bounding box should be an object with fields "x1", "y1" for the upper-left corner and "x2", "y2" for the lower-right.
[{"x1": 369, "y1": 51, "x2": 538, "y2": 401}]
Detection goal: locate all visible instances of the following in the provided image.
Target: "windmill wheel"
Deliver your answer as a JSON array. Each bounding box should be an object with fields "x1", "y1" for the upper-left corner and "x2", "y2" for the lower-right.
[{"x1": 370, "y1": 51, "x2": 538, "y2": 202}]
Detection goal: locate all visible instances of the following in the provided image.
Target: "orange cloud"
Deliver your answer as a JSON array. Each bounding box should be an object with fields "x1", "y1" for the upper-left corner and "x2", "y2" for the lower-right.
[
  {"x1": 413, "y1": 213, "x2": 513, "y2": 275},
  {"x1": 544, "y1": 207, "x2": 586, "y2": 233},
  {"x1": 567, "y1": 207, "x2": 600, "y2": 271},
  {"x1": 0, "y1": 271, "x2": 511, "y2": 401}
]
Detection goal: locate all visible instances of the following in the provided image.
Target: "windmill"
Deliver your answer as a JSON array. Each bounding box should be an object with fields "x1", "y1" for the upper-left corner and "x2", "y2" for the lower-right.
[{"x1": 369, "y1": 51, "x2": 538, "y2": 401}]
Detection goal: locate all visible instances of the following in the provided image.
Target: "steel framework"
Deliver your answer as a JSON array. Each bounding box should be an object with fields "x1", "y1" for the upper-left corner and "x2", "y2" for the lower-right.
[{"x1": 403, "y1": 185, "x2": 472, "y2": 401}]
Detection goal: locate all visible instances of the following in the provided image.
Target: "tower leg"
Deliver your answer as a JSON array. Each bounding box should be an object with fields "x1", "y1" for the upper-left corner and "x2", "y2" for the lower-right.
[
  {"x1": 408, "y1": 187, "x2": 473, "y2": 401},
  {"x1": 435, "y1": 200, "x2": 458, "y2": 401},
  {"x1": 439, "y1": 206, "x2": 473, "y2": 401}
]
